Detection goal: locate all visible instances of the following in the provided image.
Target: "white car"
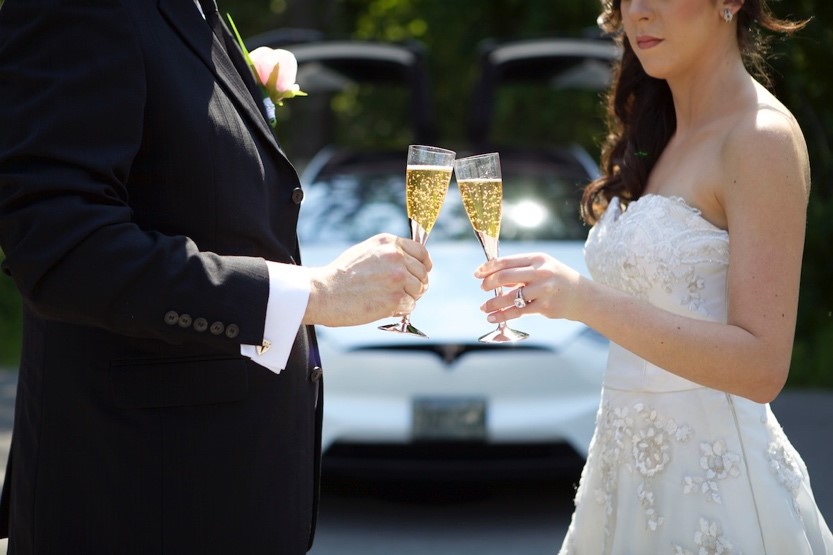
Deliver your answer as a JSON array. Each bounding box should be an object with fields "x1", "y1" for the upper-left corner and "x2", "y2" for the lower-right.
[
  {"x1": 297, "y1": 149, "x2": 610, "y2": 478},
  {"x1": 277, "y1": 37, "x2": 618, "y2": 477}
]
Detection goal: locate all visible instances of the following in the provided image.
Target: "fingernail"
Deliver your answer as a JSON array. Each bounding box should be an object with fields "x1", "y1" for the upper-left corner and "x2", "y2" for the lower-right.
[{"x1": 487, "y1": 314, "x2": 497, "y2": 323}]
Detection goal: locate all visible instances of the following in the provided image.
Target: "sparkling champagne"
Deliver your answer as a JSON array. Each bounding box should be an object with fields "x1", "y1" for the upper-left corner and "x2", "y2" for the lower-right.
[
  {"x1": 454, "y1": 152, "x2": 528, "y2": 343},
  {"x1": 405, "y1": 165, "x2": 453, "y2": 235},
  {"x1": 457, "y1": 178, "x2": 503, "y2": 239}
]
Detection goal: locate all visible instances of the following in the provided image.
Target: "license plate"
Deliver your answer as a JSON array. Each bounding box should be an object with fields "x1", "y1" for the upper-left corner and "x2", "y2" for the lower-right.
[{"x1": 412, "y1": 397, "x2": 487, "y2": 440}]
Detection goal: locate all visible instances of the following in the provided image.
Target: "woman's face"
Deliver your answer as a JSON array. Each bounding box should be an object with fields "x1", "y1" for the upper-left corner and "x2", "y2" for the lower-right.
[{"x1": 619, "y1": 0, "x2": 729, "y2": 80}]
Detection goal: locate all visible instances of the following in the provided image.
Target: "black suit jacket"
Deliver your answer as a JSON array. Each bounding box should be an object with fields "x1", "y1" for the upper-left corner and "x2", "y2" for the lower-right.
[{"x1": 0, "y1": 0, "x2": 322, "y2": 553}]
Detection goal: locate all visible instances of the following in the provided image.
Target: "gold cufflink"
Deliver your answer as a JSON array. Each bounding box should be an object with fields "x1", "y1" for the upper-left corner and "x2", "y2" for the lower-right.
[{"x1": 257, "y1": 340, "x2": 272, "y2": 356}]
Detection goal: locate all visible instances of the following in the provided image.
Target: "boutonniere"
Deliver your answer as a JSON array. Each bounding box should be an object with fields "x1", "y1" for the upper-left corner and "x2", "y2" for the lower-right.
[{"x1": 226, "y1": 15, "x2": 307, "y2": 128}]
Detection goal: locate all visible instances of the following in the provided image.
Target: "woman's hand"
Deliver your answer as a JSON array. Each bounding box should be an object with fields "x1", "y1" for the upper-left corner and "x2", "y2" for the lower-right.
[{"x1": 474, "y1": 252, "x2": 586, "y2": 323}]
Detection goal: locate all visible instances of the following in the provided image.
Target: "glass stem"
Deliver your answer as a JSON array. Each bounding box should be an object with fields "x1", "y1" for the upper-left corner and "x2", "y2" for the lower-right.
[
  {"x1": 402, "y1": 218, "x2": 430, "y2": 324},
  {"x1": 493, "y1": 285, "x2": 507, "y2": 331},
  {"x1": 410, "y1": 219, "x2": 429, "y2": 246}
]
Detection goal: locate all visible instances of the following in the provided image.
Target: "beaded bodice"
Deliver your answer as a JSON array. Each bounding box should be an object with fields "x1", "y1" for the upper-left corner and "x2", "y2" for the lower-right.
[{"x1": 585, "y1": 194, "x2": 730, "y2": 323}]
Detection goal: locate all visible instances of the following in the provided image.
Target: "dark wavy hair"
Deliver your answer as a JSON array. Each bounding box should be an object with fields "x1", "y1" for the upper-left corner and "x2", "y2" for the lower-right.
[{"x1": 581, "y1": 0, "x2": 807, "y2": 224}]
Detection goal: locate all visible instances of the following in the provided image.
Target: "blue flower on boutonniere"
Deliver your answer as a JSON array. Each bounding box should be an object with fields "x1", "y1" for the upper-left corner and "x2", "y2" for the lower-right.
[{"x1": 226, "y1": 15, "x2": 307, "y2": 128}]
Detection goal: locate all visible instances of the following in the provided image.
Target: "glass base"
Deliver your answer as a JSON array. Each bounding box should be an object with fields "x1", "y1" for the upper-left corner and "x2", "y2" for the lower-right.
[
  {"x1": 378, "y1": 319, "x2": 428, "y2": 338},
  {"x1": 478, "y1": 325, "x2": 529, "y2": 344}
]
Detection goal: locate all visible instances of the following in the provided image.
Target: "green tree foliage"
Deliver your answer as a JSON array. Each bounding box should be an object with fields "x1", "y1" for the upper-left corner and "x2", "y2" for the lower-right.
[{"x1": 338, "y1": 0, "x2": 606, "y2": 150}]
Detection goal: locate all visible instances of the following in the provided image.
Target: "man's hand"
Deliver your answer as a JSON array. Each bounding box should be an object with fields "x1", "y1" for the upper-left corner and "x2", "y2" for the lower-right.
[{"x1": 304, "y1": 233, "x2": 432, "y2": 327}]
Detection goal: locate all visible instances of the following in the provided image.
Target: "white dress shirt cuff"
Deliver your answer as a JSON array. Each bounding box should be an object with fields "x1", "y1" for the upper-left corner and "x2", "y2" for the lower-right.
[{"x1": 240, "y1": 261, "x2": 311, "y2": 374}]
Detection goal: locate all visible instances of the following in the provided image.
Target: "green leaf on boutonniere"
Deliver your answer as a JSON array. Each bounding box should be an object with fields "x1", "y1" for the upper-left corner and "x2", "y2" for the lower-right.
[
  {"x1": 225, "y1": 14, "x2": 257, "y2": 81},
  {"x1": 225, "y1": 14, "x2": 277, "y2": 128}
]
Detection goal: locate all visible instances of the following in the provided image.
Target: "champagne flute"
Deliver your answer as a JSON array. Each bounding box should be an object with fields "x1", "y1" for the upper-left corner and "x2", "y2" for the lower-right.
[
  {"x1": 379, "y1": 144, "x2": 455, "y2": 337},
  {"x1": 454, "y1": 152, "x2": 529, "y2": 343}
]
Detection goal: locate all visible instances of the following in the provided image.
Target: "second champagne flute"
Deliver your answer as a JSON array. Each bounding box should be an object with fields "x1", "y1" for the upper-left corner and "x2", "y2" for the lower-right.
[
  {"x1": 454, "y1": 152, "x2": 529, "y2": 343},
  {"x1": 378, "y1": 144, "x2": 455, "y2": 337}
]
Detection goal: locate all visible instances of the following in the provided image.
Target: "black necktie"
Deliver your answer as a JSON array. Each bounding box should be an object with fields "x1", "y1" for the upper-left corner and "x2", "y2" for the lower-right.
[
  {"x1": 197, "y1": 0, "x2": 267, "y2": 117},
  {"x1": 198, "y1": 0, "x2": 225, "y2": 44}
]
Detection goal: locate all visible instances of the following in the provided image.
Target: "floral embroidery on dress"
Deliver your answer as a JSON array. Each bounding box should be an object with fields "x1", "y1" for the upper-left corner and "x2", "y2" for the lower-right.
[
  {"x1": 682, "y1": 440, "x2": 742, "y2": 504},
  {"x1": 768, "y1": 442, "x2": 802, "y2": 493},
  {"x1": 592, "y1": 401, "x2": 694, "y2": 541},
  {"x1": 632, "y1": 419, "x2": 671, "y2": 478},
  {"x1": 767, "y1": 426, "x2": 804, "y2": 516},
  {"x1": 673, "y1": 518, "x2": 735, "y2": 555},
  {"x1": 585, "y1": 195, "x2": 729, "y2": 320},
  {"x1": 594, "y1": 402, "x2": 634, "y2": 539},
  {"x1": 588, "y1": 400, "x2": 748, "y2": 553},
  {"x1": 682, "y1": 268, "x2": 708, "y2": 314}
]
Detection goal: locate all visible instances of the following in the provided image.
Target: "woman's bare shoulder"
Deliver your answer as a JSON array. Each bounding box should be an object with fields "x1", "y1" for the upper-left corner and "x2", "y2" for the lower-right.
[{"x1": 721, "y1": 84, "x2": 810, "y2": 199}]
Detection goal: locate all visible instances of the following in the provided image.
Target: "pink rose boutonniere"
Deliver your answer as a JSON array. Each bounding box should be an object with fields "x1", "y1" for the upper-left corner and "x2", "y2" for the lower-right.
[
  {"x1": 248, "y1": 47, "x2": 305, "y2": 106},
  {"x1": 226, "y1": 15, "x2": 306, "y2": 128}
]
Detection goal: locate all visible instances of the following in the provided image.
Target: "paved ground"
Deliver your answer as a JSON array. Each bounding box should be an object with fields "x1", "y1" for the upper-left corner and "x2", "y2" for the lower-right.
[{"x1": 0, "y1": 370, "x2": 829, "y2": 553}]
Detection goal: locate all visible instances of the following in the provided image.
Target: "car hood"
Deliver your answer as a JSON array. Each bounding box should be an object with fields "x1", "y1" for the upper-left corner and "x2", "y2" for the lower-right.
[{"x1": 299, "y1": 239, "x2": 594, "y2": 352}]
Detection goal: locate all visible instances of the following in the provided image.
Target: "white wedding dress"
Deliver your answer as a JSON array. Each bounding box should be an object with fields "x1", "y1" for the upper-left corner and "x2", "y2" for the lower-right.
[{"x1": 559, "y1": 194, "x2": 833, "y2": 554}]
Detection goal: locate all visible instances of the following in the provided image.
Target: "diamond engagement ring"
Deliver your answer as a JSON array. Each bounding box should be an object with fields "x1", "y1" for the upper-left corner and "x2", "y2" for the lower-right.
[{"x1": 514, "y1": 287, "x2": 529, "y2": 309}]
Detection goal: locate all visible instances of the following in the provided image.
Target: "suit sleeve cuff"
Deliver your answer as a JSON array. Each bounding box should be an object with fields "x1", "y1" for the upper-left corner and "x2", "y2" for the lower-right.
[{"x1": 240, "y1": 261, "x2": 311, "y2": 374}]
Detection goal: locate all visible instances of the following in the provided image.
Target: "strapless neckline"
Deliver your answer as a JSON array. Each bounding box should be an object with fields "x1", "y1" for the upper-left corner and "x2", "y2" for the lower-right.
[
  {"x1": 585, "y1": 192, "x2": 730, "y2": 321},
  {"x1": 617, "y1": 194, "x2": 728, "y2": 235}
]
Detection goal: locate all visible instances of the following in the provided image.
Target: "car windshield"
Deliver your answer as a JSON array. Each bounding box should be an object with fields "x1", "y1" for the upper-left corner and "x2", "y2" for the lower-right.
[{"x1": 297, "y1": 153, "x2": 591, "y2": 244}]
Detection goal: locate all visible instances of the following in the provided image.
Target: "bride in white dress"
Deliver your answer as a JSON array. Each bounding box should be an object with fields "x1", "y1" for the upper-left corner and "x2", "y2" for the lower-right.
[{"x1": 475, "y1": 0, "x2": 833, "y2": 553}]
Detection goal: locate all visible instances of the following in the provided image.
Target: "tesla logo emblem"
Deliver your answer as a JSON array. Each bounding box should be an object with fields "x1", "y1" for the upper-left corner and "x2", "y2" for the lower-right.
[{"x1": 439, "y1": 344, "x2": 466, "y2": 365}]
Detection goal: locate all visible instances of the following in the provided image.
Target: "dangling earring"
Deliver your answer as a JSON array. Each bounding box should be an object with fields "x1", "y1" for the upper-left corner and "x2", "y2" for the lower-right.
[{"x1": 723, "y1": 8, "x2": 733, "y2": 23}]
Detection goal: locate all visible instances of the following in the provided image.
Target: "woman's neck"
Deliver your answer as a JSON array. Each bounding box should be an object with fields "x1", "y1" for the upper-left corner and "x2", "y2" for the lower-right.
[{"x1": 667, "y1": 45, "x2": 751, "y2": 133}]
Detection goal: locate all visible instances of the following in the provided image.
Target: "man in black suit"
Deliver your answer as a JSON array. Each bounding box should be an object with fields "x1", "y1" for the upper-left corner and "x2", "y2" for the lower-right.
[{"x1": 0, "y1": 0, "x2": 432, "y2": 553}]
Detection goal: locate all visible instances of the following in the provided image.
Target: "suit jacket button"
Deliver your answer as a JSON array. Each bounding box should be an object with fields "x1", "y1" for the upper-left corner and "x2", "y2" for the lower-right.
[
  {"x1": 309, "y1": 366, "x2": 323, "y2": 383},
  {"x1": 210, "y1": 321, "x2": 225, "y2": 335},
  {"x1": 178, "y1": 314, "x2": 192, "y2": 328},
  {"x1": 164, "y1": 310, "x2": 179, "y2": 325},
  {"x1": 225, "y1": 324, "x2": 239, "y2": 338},
  {"x1": 194, "y1": 318, "x2": 208, "y2": 332},
  {"x1": 291, "y1": 187, "x2": 304, "y2": 204}
]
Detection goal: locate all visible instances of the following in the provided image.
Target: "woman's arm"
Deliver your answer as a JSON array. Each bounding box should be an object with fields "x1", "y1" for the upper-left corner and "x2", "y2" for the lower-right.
[{"x1": 477, "y1": 105, "x2": 809, "y2": 404}]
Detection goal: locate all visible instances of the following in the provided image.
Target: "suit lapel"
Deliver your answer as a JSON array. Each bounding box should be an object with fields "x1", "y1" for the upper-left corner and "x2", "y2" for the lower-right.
[{"x1": 158, "y1": 0, "x2": 282, "y2": 153}]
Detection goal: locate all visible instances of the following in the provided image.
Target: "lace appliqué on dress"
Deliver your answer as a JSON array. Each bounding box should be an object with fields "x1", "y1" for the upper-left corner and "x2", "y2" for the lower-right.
[
  {"x1": 672, "y1": 441, "x2": 743, "y2": 553},
  {"x1": 592, "y1": 401, "x2": 694, "y2": 542},
  {"x1": 585, "y1": 195, "x2": 729, "y2": 319},
  {"x1": 590, "y1": 400, "x2": 747, "y2": 554},
  {"x1": 767, "y1": 424, "x2": 804, "y2": 516},
  {"x1": 673, "y1": 518, "x2": 736, "y2": 555},
  {"x1": 682, "y1": 440, "x2": 742, "y2": 504}
]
